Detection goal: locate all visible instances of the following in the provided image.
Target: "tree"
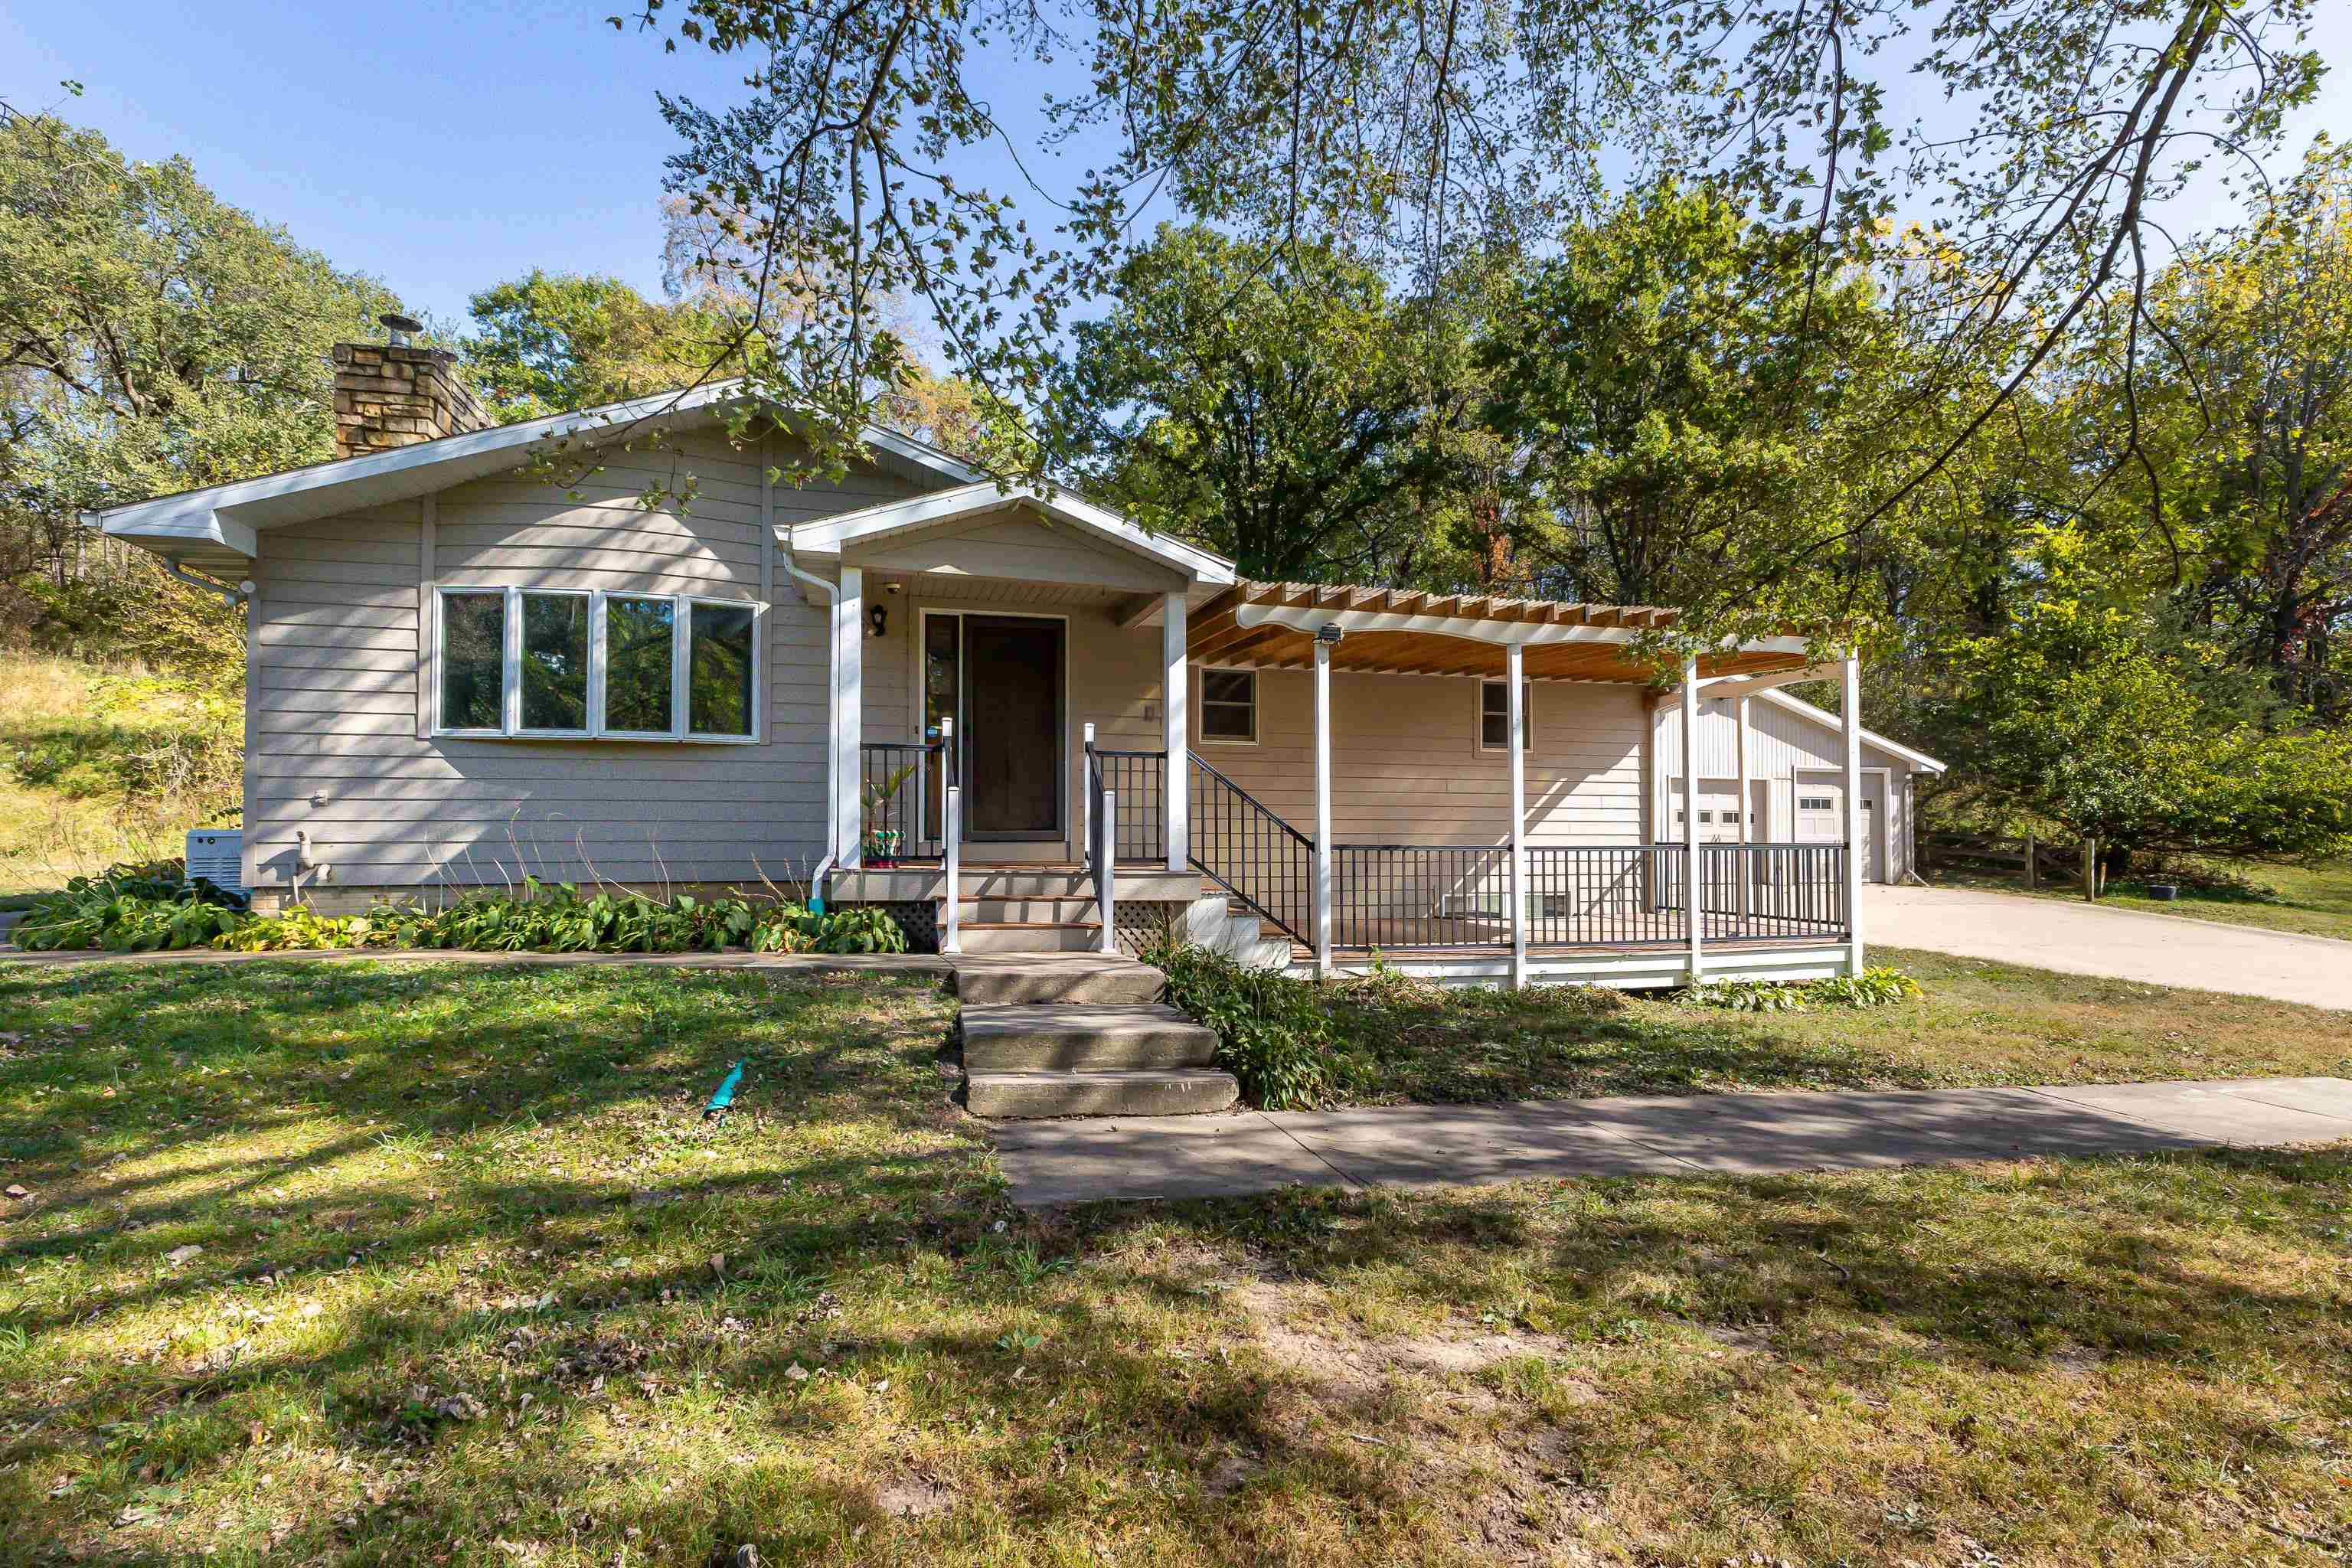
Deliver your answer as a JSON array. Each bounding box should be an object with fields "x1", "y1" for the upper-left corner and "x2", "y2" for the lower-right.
[
  {"x1": 1478, "y1": 183, "x2": 1911, "y2": 635},
  {"x1": 462, "y1": 270, "x2": 740, "y2": 423},
  {"x1": 617, "y1": 0, "x2": 2324, "y2": 628},
  {"x1": 1052, "y1": 225, "x2": 1465, "y2": 581},
  {"x1": 1946, "y1": 527, "x2": 2352, "y2": 881},
  {"x1": 0, "y1": 104, "x2": 402, "y2": 679}
]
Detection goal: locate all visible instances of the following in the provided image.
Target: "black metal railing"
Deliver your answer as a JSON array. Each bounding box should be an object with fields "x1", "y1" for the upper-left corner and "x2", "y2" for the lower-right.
[
  {"x1": 1322, "y1": 841, "x2": 1850, "y2": 951},
  {"x1": 1187, "y1": 754, "x2": 1314, "y2": 946},
  {"x1": 1690, "y1": 843, "x2": 1850, "y2": 939},
  {"x1": 1090, "y1": 748, "x2": 1168, "y2": 862},
  {"x1": 859, "y1": 740, "x2": 948, "y2": 862}
]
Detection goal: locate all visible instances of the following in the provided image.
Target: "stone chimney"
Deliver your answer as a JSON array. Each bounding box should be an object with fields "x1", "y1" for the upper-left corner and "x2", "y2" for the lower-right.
[{"x1": 332, "y1": 314, "x2": 491, "y2": 459}]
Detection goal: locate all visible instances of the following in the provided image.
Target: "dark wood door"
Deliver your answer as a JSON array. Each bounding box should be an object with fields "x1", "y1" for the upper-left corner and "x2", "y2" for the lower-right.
[{"x1": 964, "y1": 616, "x2": 1063, "y2": 839}]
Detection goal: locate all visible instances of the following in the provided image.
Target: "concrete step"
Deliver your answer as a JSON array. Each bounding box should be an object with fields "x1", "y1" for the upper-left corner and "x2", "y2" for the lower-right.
[
  {"x1": 961, "y1": 1002, "x2": 1217, "y2": 1071},
  {"x1": 956, "y1": 896, "x2": 1100, "y2": 923},
  {"x1": 955, "y1": 922, "x2": 1105, "y2": 953},
  {"x1": 965, "y1": 1067, "x2": 1240, "y2": 1119},
  {"x1": 950, "y1": 954, "x2": 1168, "y2": 1006},
  {"x1": 953, "y1": 870, "x2": 1097, "y2": 899}
]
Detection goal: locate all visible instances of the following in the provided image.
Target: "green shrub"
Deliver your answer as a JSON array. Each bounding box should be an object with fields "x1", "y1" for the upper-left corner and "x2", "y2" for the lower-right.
[
  {"x1": 14, "y1": 873, "x2": 907, "y2": 959},
  {"x1": 1145, "y1": 939, "x2": 1346, "y2": 1109},
  {"x1": 1676, "y1": 965, "x2": 1922, "y2": 1012}
]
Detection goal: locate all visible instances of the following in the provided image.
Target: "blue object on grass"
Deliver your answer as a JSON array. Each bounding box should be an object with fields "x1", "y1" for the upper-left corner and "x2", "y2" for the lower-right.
[{"x1": 704, "y1": 1060, "x2": 745, "y2": 1120}]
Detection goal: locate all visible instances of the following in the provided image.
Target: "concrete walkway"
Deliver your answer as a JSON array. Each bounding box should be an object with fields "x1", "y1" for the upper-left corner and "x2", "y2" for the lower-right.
[
  {"x1": 991, "y1": 1076, "x2": 2352, "y2": 1205},
  {"x1": 1865, "y1": 884, "x2": 2352, "y2": 1011}
]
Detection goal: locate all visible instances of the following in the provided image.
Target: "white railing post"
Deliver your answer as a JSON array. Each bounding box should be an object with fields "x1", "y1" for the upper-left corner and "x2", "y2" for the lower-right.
[
  {"x1": 1506, "y1": 644, "x2": 1527, "y2": 990},
  {"x1": 1681, "y1": 658, "x2": 1703, "y2": 985},
  {"x1": 1313, "y1": 635, "x2": 1334, "y2": 979},
  {"x1": 941, "y1": 786, "x2": 962, "y2": 955},
  {"x1": 1097, "y1": 788, "x2": 1119, "y2": 955},
  {"x1": 1163, "y1": 593, "x2": 1188, "y2": 872},
  {"x1": 1080, "y1": 720, "x2": 1095, "y2": 868},
  {"x1": 1842, "y1": 649, "x2": 1866, "y2": 974}
]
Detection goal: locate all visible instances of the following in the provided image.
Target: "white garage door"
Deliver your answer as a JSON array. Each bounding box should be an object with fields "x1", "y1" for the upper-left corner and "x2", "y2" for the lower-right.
[
  {"x1": 1794, "y1": 778, "x2": 1883, "y2": 880},
  {"x1": 1668, "y1": 781, "x2": 1757, "y2": 843}
]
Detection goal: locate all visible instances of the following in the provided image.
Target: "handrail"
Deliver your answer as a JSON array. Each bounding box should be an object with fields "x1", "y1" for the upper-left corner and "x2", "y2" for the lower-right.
[
  {"x1": 1186, "y1": 753, "x2": 1313, "y2": 946},
  {"x1": 1190, "y1": 753, "x2": 1312, "y2": 848}
]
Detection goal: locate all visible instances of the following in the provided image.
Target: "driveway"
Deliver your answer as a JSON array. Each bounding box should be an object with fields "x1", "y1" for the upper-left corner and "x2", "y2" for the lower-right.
[{"x1": 1864, "y1": 884, "x2": 2352, "y2": 1011}]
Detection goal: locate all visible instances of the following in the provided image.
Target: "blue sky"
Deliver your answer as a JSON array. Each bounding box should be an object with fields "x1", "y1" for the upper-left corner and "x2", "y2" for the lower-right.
[{"x1": 5, "y1": 0, "x2": 2346, "y2": 333}]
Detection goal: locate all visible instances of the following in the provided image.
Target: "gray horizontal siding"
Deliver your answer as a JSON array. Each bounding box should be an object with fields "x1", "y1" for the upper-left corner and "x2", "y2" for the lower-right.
[{"x1": 243, "y1": 432, "x2": 927, "y2": 893}]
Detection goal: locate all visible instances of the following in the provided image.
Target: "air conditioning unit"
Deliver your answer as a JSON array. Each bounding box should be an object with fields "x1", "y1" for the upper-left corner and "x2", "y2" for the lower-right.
[{"x1": 185, "y1": 829, "x2": 246, "y2": 897}]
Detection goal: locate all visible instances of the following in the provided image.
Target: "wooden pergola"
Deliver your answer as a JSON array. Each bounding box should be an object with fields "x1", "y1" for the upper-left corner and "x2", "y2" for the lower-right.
[
  {"x1": 1151, "y1": 579, "x2": 1862, "y2": 987},
  {"x1": 1181, "y1": 580, "x2": 1815, "y2": 684}
]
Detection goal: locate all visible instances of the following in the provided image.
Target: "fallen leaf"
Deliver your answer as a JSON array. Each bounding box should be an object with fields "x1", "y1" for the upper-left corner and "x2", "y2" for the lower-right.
[
  {"x1": 165, "y1": 1244, "x2": 202, "y2": 1266},
  {"x1": 4, "y1": 1184, "x2": 29, "y2": 1200},
  {"x1": 709, "y1": 1253, "x2": 727, "y2": 1279},
  {"x1": 783, "y1": 1362, "x2": 810, "y2": 1382}
]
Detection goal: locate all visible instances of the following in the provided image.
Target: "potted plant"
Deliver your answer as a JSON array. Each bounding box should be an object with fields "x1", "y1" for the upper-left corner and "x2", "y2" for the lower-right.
[{"x1": 862, "y1": 760, "x2": 919, "y2": 867}]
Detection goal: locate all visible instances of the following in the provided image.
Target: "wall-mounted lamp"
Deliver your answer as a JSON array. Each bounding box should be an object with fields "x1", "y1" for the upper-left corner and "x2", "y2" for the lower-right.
[
  {"x1": 1316, "y1": 622, "x2": 1345, "y2": 645},
  {"x1": 869, "y1": 604, "x2": 888, "y2": 639}
]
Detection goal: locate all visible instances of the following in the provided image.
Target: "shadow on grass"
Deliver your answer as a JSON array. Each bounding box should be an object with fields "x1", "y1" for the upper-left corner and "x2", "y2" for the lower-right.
[{"x1": 4, "y1": 961, "x2": 2348, "y2": 1564}]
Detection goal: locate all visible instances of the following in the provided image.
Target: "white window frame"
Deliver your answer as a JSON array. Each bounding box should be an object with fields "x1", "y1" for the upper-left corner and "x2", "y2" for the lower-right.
[
  {"x1": 1197, "y1": 665, "x2": 1259, "y2": 746},
  {"x1": 432, "y1": 585, "x2": 763, "y2": 745},
  {"x1": 1478, "y1": 678, "x2": 1532, "y2": 754},
  {"x1": 514, "y1": 587, "x2": 596, "y2": 740}
]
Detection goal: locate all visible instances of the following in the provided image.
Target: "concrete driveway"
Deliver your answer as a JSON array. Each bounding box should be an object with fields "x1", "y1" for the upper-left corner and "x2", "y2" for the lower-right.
[{"x1": 1864, "y1": 884, "x2": 2352, "y2": 1011}]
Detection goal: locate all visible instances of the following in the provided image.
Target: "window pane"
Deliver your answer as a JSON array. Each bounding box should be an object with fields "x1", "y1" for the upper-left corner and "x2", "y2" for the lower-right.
[
  {"x1": 440, "y1": 592, "x2": 505, "y2": 730},
  {"x1": 519, "y1": 593, "x2": 590, "y2": 731},
  {"x1": 1481, "y1": 681, "x2": 1530, "y2": 749},
  {"x1": 1203, "y1": 704, "x2": 1253, "y2": 739},
  {"x1": 924, "y1": 614, "x2": 961, "y2": 737},
  {"x1": 1481, "y1": 681, "x2": 1507, "y2": 717},
  {"x1": 604, "y1": 596, "x2": 675, "y2": 733},
  {"x1": 1203, "y1": 670, "x2": 1253, "y2": 706},
  {"x1": 688, "y1": 602, "x2": 756, "y2": 736}
]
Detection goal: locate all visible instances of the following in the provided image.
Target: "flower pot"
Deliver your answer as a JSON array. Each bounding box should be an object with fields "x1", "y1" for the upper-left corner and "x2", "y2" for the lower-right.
[{"x1": 864, "y1": 828, "x2": 903, "y2": 867}]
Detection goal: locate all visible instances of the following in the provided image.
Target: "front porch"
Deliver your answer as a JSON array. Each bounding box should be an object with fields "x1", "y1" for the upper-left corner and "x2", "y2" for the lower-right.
[{"x1": 786, "y1": 479, "x2": 1867, "y2": 987}]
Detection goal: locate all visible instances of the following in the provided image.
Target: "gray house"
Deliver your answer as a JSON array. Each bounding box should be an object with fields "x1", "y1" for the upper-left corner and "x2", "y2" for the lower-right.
[{"x1": 89, "y1": 330, "x2": 1891, "y2": 989}]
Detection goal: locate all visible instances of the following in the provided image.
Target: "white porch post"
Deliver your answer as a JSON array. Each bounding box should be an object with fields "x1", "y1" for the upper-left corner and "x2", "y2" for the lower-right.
[
  {"x1": 1842, "y1": 649, "x2": 1866, "y2": 974},
  {"x1": 1163, "y1": 592, "x2": 1188, "y2": 872},
  {"x1": 1736, "y1": 694, "x2": 1753, "y2": 926},
  {"x1": 1681, "y1": 658, "x2": 1703, "y2": 984},
  {"x1": 1313, "y1": 635, "x2": 1334, "y2": 979},
  {"x1": 834, "y1": 566, "x2": 863, "y2": 868},
  {"x1": 1506, "y1": 644, "x2": 1527, "y2": 989},
  {"x1": 941, "y1": 786, "x2": 962, "y2": 954}
]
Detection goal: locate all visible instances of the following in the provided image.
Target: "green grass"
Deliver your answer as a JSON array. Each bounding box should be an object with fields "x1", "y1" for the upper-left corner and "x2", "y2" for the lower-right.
[
  {"x1": 1932, "y1": 858, "x2": 2352, "y2": 943},
  {"x1": 0, "y1": 654, "x2": 241, "y2": 897},
  {"x1": 3, "y1": 959, "x2": 2350, "y2": 1565},
  {"x1": 1324, "y1": 946, "x2": 2352, "y2": 1105}
]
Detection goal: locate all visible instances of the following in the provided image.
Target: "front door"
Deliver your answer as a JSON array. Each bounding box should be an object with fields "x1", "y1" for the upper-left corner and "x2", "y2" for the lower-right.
[{"x1": 963, "y1": 616, "x2": 1064, "y2": 840}]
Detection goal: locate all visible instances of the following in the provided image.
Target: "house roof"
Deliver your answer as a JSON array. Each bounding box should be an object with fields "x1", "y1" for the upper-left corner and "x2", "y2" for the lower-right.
[
  {"x1": 1752, "y1": 688, "x2": 1947, "y2": 773},
  {"x1": 784, "y1": 481, "x2": 1238, "y2": 586},
  {"x1": 1183, "y1": 580, "x2": 1813, "y2": 684},
  {"x1": 80, "y1": 378, "x2": 982, "y2": 576}
]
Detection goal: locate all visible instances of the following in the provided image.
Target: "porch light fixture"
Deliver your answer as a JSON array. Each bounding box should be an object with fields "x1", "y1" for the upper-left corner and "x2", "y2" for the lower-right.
[
  {"x1": 1316, "y1": 622, "x2": 1344, "y2": 645},
  {"x1": 869, "y1": 603, "x2": 888, "y2": 638}
]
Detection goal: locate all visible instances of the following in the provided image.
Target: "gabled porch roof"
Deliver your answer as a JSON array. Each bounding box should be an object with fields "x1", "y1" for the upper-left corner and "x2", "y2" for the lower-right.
[
  {"x1": 783, "y1": 481, "x2": 1237, "y2": 586},
  {"x1": 1183, "y1": 580, "x2": 1814, "y2": 683}
]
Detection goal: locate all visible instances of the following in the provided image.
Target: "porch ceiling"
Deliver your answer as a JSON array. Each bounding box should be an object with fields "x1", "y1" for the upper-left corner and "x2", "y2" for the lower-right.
[{"x1": 1184, "y1": 580, "x2": 1815, "y2": 684}]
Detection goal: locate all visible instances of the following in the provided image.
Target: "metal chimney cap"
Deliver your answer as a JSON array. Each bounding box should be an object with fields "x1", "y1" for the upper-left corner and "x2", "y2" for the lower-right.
[{"x1": 378, "y1": 312, "x2": 423, "y2": 346}]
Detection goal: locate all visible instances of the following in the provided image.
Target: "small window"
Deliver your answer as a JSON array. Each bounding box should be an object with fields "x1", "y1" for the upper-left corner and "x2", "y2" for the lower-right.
[
  {"x1": 1200, "y1": 668, "x2": 1256, "y2": 743},
  {"x1": 439, "y1": 591, "x2": 505, "y2": 732},
  {"x1": 1480, "y1": 679, "x2": 1531, "y2": 751},
  {"x1": 688, "y1": 601, "x2": 756, "y2": 737},
  {"x1": 1799, "y1": 795, "x2": 1835, "y2": 811}
]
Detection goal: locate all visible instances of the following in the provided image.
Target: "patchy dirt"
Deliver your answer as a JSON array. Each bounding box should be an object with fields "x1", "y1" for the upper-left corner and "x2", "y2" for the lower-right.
[{"x1": 872, "y1": 1475, "x2": 955, "y2": 1521}]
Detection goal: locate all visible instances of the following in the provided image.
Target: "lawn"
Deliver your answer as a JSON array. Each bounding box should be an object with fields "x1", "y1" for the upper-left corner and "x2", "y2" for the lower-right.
[
  {"x1": 1930, "y1": 858, "x2": 2352, "y2": 943},
  {"x1": 1325, "y1": 945, "x2": 2352, "y2": 1105},
  {"x1": 3, "y1": 959, "x2": 2350, "y2": 1566}
]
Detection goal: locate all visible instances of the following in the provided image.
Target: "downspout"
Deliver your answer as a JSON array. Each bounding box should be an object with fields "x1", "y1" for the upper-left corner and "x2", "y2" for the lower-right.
[{"x1": 779, "y1": 533, "x2": 840, "y2": 903}]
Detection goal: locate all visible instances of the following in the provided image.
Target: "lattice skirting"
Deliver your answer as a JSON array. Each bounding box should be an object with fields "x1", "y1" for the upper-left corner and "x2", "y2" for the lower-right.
[
  {"x1": 864, "y1": 900, "x2": 939, "y2": 954},
  {"x1": 1114, "y1": 901, "x2": 1181, "y2": 958}
]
